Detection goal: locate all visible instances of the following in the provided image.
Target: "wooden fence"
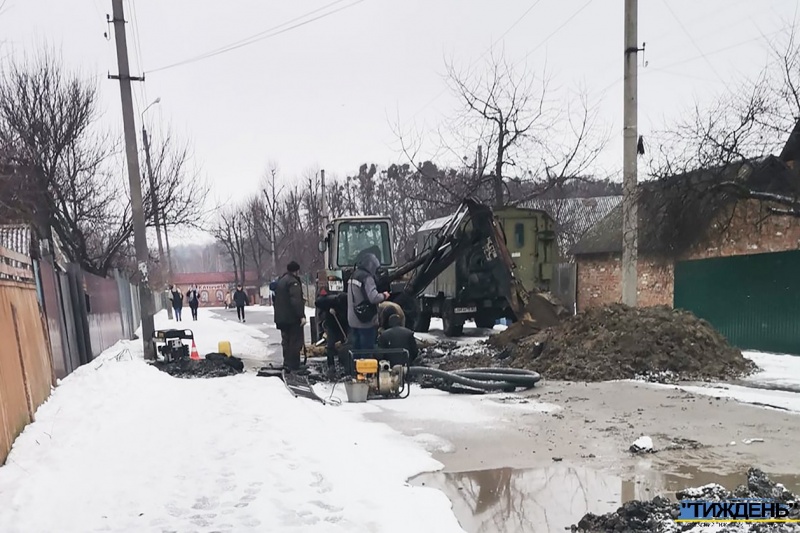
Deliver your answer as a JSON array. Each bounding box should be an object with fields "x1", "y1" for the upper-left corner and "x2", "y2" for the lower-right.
[{"x1": 0, "y1": 246, "x2": 53, "y2": 464}]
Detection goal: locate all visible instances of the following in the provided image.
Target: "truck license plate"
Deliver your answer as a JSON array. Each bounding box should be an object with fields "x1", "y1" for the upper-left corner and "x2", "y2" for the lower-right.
[
  {"x1": 328, "y1": 280, "x2": 344, "y2": 292},
  {"x1": 454, "y1": 307, "x2": 477, "y2": 314}
]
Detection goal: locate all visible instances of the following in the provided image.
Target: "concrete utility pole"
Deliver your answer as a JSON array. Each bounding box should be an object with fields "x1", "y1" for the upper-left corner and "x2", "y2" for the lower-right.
[
  {"x1": 622, "y1": 0, "x2": 639, "y2": 307},
  {"x1": 141, "y1": 99, "x2": 172, "y2": 320},
  {"x1": 110, "y1": 0, "x2": 155, "y2": 360}
]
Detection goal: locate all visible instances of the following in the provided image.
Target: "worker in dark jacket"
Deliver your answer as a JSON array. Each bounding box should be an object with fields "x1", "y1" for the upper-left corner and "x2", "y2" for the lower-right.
[
  {"x1": 347, "y1": 252, "x2": 389, "y2": 351},
  {"x1": 233, "y1": 284, "x2": 248, "y2": 322},
  {"x1": 378, "y1": 312, "x2": 419, "y2": 364},
  {"x1": 274, "y1": 261, "x2": 306, "y2": 371}
]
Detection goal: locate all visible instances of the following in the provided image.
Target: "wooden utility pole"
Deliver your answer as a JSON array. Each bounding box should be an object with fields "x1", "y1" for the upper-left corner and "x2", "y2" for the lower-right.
[
  {"x1": 110, "y1": 0, "x2": 155, "y2": 359},
  {"x1": 622, "y1": 0, "x2": 639, "y2": 307}
]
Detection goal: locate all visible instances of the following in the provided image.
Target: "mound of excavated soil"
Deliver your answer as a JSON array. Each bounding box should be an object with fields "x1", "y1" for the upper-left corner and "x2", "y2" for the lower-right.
[
  {"x1": 574, "y1": 468, "x2": 800, "y2": 532},
  {"x1": 503, "y1": 304, "x2": 758, "y2": 382},
  {"x1": 151, "y1": 353, "x2": 244, "y2": 378}
]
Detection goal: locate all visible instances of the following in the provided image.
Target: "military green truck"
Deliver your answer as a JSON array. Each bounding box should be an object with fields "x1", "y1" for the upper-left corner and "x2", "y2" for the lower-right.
[{"x1": 413, "y1": 206, "x2": 557, "y2": 336}]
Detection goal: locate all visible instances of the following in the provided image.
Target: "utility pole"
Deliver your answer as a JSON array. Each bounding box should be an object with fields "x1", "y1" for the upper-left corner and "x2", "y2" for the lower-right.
[
  {"x1": 142, "y1": 121, "x2": 172, "y2": 320},
  {"x1": 110, "y1": 0, "x2": 155, "y2": 359},
  {"x1": 622, "y1": 0, "x2": 639, "y2": 307}
]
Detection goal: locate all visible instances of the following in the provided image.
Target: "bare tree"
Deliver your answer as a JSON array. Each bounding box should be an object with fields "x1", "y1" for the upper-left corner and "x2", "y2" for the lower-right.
[
  {"x1": 439, "y1": 49, "x2": 609, "y2": 206},
  {"x1": 649, "y1": 26, "x2": 800, "y2": 218},
  {"x1": 213, "y1": 206, "x2": 247, "y2": 284},
  {"x1": 143, "y1": 126, "x2": 210, "y2": 231},
  {"x1": 0, "y1": 50, "x2": 130, "y2": 275}
]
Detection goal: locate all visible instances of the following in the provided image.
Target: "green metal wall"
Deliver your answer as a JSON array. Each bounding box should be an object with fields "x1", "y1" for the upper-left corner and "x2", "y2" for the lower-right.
[{"x1": 673, "y1": 250, "x2": 800, "y2": 355}]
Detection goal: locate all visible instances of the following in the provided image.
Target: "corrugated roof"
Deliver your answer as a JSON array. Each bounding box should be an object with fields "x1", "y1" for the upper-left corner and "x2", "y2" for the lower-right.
[
  {"x1": 0, "y1": 224, "x2": 32, "y2": 257},
  {"x1": 570, "y1": 157, "x2": 800, "y2": 257},
  {"x1": 519, "y1": 196, "x2": 622, "y2": 256}
]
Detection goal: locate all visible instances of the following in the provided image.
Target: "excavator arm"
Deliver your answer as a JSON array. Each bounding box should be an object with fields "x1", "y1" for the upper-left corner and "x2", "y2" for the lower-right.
[{"x1": 386, "y1": 198, "x2": 537, "y2": 323}]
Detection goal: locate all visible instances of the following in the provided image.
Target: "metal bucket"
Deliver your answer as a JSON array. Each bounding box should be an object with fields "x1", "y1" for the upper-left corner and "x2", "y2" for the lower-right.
[{"x1": 344, "y1": 381, "x2": 369, "y2": 403}]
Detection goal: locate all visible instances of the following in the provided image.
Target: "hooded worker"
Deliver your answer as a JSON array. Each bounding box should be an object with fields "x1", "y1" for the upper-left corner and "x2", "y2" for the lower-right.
[{"x1": 347, "y1": 252, "x2": 388, "y2": 351}]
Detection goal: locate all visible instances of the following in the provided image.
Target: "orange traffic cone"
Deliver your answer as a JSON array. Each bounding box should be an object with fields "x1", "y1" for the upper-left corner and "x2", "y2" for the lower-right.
[{"x1": 190, "y1": 340, "x2": 200, "y2": 360}]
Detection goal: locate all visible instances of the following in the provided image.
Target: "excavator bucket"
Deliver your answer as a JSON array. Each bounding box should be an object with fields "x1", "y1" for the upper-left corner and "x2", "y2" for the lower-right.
[{"x1": 462, "y1": 199, "x2": 562, "y2": 328}]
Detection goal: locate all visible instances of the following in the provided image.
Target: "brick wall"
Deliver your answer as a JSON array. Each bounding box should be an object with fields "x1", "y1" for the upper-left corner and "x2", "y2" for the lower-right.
[
  {"x1": 575, "y1": 200, "x2": 800, "y2": 312},
  {"x1": 576, "y1": 256, "x2": 673, "y2": 311}
]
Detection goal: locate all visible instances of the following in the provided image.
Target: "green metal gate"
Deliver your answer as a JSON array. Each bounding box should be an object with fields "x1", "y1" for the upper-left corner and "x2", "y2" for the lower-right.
[{"x1": 673, "y1": 250, "x2": 800, "y2": 355}]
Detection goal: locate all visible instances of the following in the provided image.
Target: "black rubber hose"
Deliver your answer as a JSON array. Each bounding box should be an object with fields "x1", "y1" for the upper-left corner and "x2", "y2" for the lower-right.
[{"x1": 407, "y1": 366, "x2": 540, "y2": 392}]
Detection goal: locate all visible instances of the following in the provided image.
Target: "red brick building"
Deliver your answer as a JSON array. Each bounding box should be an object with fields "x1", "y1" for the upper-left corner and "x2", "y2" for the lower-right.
[{"x1": 169, "y1": 272, "x2": 258, "y2": 307}]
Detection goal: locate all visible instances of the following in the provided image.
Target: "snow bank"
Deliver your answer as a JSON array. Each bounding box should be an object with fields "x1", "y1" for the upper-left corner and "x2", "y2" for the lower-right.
[
  {"x1": 742, "y1": 351, "x2": 800, "y2": 391},
  {"x1": 0, "y1": 343, "x2": 463, "y2": 532}
]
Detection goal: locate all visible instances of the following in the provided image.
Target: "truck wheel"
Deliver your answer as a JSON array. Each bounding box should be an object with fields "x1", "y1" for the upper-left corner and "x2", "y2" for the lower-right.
[
  {"x1": 414, "y1": 311, "x2": 431, "y2": 333},
  {"x1": 475, "y1": 316, "x2": 496, "y2": 329},
  {"x1": 442, "y1": 308, "x2": 463, "y2": 337}
]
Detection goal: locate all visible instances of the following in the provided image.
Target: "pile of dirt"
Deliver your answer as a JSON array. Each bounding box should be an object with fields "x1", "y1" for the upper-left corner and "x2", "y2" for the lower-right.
[
  {"x1": 499, "y1": 304, "x2": 758, "y2": 382},
  {"x1": 151, "y1": 353, "x2": 244, "y2": 378},
  {"x1": 573, "y1": 468, "x2": 800, "y2": 532}
]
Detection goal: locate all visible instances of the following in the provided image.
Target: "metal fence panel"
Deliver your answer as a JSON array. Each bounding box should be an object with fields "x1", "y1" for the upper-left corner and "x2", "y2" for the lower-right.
[
  {"x1": 674, "y1": 250, "x2": 800, "y2": 355},
  {"x1": 552, "y1": 263, "x2": 577, "y2": 314}
]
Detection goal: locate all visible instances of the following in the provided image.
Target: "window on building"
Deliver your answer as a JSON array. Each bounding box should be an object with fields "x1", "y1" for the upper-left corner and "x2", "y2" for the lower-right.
[{"x1": 514, "y1": 223, "x2": 525, "y2": 248}]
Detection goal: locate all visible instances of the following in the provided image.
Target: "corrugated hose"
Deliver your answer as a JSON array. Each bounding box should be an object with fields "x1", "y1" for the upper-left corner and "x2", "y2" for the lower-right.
[{"x1": 407, "y1": 366, "x2": 540, "y2": 393}]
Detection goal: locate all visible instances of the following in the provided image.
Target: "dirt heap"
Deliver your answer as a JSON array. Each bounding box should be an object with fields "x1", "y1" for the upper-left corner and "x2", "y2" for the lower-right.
[
  {"x1": 573, "y1": 468, "x2": 800, "y2": 532},
  {"x1": 498, "y1": 304, "x2": 758, "y2": 382},
  {"x1": 151, "y1": 353, "x2": 245, "y2": 378}
]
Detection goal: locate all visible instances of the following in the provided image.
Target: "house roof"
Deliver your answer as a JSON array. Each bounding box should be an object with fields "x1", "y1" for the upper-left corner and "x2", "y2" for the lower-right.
[
  {"x1": 780, "y1": 118, "x2": 800, "y2": 163},
  {"x1": 519, "y1": 196, "x2": 622, "y2": 256},
  {"x1": 571, "y1": 156, "x2": 800, "y2": 257}
]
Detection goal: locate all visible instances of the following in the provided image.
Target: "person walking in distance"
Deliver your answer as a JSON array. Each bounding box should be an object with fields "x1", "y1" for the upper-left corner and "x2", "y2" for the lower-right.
[
  {"x1": 233, "y1": 284, "x2": 248, "y2": 322},
  {"x1": 186, "y1": 285, "x2": 200, "y2": 321},
  {"x1": 170, "y1": 285, "x2": 184, "y2": 322},
  {"x1": 347, "y1": 252, "x2": 389, "y2": 351},
  {"x1": 273, "y1": 261, "x2": 306, "y2": 371}
]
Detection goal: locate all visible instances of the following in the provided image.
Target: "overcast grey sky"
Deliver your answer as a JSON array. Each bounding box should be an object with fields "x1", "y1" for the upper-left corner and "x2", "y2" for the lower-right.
[{"x1": 1, "y1": 0, "x2": 797, "y2": 209}]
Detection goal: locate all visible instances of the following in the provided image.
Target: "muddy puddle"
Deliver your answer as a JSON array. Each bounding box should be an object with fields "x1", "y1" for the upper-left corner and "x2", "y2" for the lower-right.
[{"x1": 411, "y1": 464, "x2": 800, "y2": 533}]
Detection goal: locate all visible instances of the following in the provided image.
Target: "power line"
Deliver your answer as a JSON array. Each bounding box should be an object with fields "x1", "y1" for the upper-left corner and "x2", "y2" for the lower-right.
[
  {"x1": 515, "y1": 0, "x2": 594, "y2": 67},
  {"x1": 147, "y1": 0, "x2": 363, "y2": 74},
  {"x1": 660, "y1": 0, "x2": 723, "y2": 83},
  {"x1": 596, "y1": 23, "x2": 795, "y2": 98},
  {"x1": 410, "y1": 0, "x2": 544, "y2": 118}
]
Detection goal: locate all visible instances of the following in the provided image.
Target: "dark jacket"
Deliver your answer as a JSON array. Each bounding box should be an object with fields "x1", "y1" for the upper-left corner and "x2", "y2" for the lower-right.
[
  {"x1": 171, "y1": 290, "x2": 183, "y2": 308},
  {"x1": 378, "y1": 325, "x2": 419, "y2": 363},
  {"x1": 186, "y1": 289, "x2": 200, "y2": 307},
  {"x1": 347, "y1": 253, "x2": 386, "y2": 329},
  {"x1": 233, "y1": 289, "x2": 248, "y2": 307},
  {"x1": 274, "y1": 272, "x2": 305, "y2": 329}
]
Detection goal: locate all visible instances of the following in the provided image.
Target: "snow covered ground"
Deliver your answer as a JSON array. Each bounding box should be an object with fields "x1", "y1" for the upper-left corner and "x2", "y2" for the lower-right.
[
  {"x1": 643, "y1": 350, "x2": 800, "y2": 414},
  {"x1": 0, "y1": 310, "x2": 465, "y2": 533},
  {"x1": 415, "y1": 318, "x2": 506, "y2": 346}
]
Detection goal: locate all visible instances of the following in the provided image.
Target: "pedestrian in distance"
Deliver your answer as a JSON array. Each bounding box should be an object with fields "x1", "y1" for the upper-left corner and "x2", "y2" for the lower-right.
[
  {"x1": 233, "y1": 284, "x2": 248, "y2": 322},
  {"x1": 170, "y1": 285, "x2": 184, "y2": 322},
  {"x1": 186, "y1": 285, "x2": 200, "y2": 321},
  {"x1": 378, "y1": 312, "x2": 419, "y2": 365},
  {"x1": 347, "y1": 252, "x2": 389, "y2": 351},
  {"x1": 273, "y1": 261, "x2": 307, "y2": 372}
]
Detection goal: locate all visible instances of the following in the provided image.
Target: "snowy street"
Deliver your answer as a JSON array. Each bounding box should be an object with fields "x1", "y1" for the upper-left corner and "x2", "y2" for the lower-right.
[
  {"x1": 4, "y1": 307, "x2": 800, "y2": 533},
  {"x1": 0, "y1": 308, "x2": 462, "y2": 533}
]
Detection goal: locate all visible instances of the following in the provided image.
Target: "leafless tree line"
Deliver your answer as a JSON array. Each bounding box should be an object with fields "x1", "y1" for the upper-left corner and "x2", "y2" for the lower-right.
[{"x1": 0, "y1": 49, "x2": 208, "y2": 278}]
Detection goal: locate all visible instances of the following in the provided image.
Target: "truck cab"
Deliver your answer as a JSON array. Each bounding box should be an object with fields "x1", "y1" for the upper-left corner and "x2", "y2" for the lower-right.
[{"x1": 317, "y1": 216, "x2": 395, "y2": 296}]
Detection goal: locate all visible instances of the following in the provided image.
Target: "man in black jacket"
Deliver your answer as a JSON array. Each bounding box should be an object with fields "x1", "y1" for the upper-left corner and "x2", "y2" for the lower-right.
[
  {"x1": 273, "y1": 261, "x2": 306, "y2": 371},
  {"x1": 377, "y1": 313, "x2": 419, "y2": 365},
  {"x1": 233, "y1": 284, "x2": 248, "y2": 322}
]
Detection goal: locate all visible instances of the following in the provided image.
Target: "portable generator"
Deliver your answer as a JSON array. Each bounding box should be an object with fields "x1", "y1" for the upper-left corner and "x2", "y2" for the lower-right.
[
  {"x1": 152, "y1": 329, "x2": 194, "y2": 363},
  {"x1": 347, "y1": 348, "x2": 410, "y2": 399}
]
